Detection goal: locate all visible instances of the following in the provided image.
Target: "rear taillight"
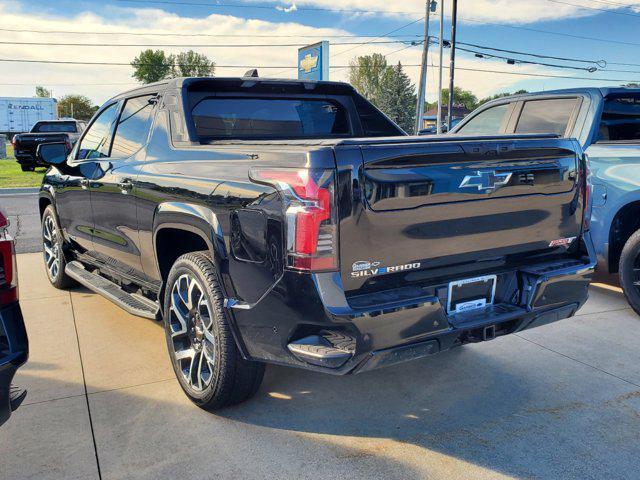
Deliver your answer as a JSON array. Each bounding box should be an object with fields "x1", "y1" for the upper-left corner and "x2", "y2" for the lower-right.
[
  {"x1": 0, "y1": 210, "x2": 18, "y2": 305},
  {"x1": 250, "y1": 168, "x2": 338, "y2": 272}
]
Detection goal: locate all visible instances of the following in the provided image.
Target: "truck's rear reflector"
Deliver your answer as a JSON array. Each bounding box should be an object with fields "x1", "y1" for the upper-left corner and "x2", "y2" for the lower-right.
[{"x1": 249, "y1": 168, "x2": 338, "y2": 272}]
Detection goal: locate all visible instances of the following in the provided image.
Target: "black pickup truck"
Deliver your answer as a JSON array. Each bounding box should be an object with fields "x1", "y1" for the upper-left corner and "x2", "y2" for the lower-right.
[
  {"x1": 12, "y1": 119, "x2": 85, "y2": 171},
  {"x1": 36, "y1": 77, "x2": 596, "y2": 410}
]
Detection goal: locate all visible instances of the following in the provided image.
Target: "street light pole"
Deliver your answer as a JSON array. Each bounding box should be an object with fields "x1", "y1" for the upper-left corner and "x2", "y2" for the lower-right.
[
  {"x1": 414, "y1": 1, "x2": 433, "y2": 134},
  {"x1": 447, "y1": 0, "x2": 458, "y2": 131},
  {"x1": 436, "y1": 0, "x2": 445, "y2": 134}
]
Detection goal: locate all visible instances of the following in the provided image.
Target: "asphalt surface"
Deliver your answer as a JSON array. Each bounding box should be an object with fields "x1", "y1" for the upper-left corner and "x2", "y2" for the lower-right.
[
  {"x1": 0, "y1": 190, "x2": 41, "y2": 253},
  {"x1": 1, "y1": 192, "x2": 639, "y2": 479}
]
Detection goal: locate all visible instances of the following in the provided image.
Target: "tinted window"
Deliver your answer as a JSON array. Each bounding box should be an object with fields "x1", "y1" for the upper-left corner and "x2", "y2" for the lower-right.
[
  {"x1": 456, "y1": 104, "x2": 510, "y2": 135},
  {"x1": 77, "y1": 103, "x2": 119, "y2": 160},
  {"x1": 598, "y1": 94, "x2": 640, "y2": 142},
  {"x1": 33, "y1": 122, "x2": 77, "y2": 133},
  {"x1": 515, "y1": 98, "x2": 577, "y2": 135},
  {"x1": 110, "y1": 95, "x2": 156, "y2": 159},
  {"x1": 353, "y1": 94, "x2": 405, "y2": 136},
  {"x1": 191, "y1": 98, "x2": 350, "y2": 140}
]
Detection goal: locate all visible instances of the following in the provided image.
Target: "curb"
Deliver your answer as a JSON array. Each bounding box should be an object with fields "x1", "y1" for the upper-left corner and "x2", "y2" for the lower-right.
[{"x1": 0, "y1": 187, "x2": 39, "y2": 195}]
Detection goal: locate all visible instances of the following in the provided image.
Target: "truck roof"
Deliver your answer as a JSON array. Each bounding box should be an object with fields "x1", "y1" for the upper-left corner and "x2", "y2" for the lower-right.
[
  {"x1": 108, "y1": 76, "x2": 357, "y2": 103},
  {"x1": 503, "y1": 86, "x2": 640, "y2": 99}
]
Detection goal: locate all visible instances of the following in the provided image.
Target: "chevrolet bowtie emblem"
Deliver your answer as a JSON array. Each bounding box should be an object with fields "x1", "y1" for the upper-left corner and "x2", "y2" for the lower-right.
[
  {"x1": 459, "y1": 171, "x2": 513, "y2": 191},
  {"x1": 299, "y1": 53, "x2": 319, "y2": 73}
]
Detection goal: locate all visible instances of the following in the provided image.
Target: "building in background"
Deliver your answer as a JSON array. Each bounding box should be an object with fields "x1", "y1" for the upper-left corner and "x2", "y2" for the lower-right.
[
  {"x1": 0, "y1": 97, "x2": 58, "y2": 136},
  {"x1": 423, "y1": 105, "x2": 470, "y2": 131}
]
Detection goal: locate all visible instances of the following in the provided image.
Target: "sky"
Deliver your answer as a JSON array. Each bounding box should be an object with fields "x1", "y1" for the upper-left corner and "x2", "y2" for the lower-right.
[{"x1": 1, "y1": 0, "x2": 640, "y2": 106}]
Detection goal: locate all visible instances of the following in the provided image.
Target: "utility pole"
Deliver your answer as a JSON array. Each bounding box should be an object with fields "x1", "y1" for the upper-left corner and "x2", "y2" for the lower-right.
[
  {"x1": 447, "y1": 0, "x2": 458, "y2": 131},
  {"x1": 436, "y1": 0, "x2": 445, "y2": 134},
  {"x1": 414, "y1": 1, "x2": 434, "y2": 134}
]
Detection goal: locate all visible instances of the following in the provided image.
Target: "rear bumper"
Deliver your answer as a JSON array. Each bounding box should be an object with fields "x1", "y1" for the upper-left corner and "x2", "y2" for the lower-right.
[
  {"x1": 15, "y1": 154, "x2": 43, "y2": 167},
  {"x1": 0, "y1": 301, "x2": 29, "y2": 426},
  {"x1": 229, "y1": 234, "x2": 596, "y2": 375}
]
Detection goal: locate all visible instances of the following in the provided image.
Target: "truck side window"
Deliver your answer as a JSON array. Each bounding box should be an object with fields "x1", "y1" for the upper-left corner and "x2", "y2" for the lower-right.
[
  {"x1": 110, "y1": 95, "x2": 156, "y2": 159},
  {"x1": 76, "y1": 103, "x2": 119, "y2": 160},
  {"x1": 456, "y1": 104, "x2": 510, "y2": 135},
  {"x1": 515, "y1": 98, "x2": 578, "y2": 136},
  {"x1": 598, "y1": 94, "x2": 640, "y2": 142}
]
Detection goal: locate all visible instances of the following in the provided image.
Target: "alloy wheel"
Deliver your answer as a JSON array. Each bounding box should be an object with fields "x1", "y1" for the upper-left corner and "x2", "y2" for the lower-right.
[
  {"x1": 168, "y1": 273, "x2": 216, "y2": 392},
  {"x1": 42, "y1": 215, "x2": 60, "y2": 280}
]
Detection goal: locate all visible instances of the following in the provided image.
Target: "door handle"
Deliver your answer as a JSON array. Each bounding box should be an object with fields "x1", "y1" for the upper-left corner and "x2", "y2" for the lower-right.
[{"x1": 118, "y1": 179, "x2": 134, "y2": 193}]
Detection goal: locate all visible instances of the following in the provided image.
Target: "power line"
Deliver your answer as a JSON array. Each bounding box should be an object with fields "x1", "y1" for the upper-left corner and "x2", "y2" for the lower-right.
[
  {"x1": 545, "y1": 0, "x2": 640, "y2": 18},
  {"x1": 453, "y1": 43, "x2": 598, "y2": 73},
  {"x1": 0, "y1": 56, "x2": 637, "y2": 83},
  {"x1": 0, "y1": 39, "x2": 412, "y2": 47},
  {"x1": 0, "y1": 26, "x2": 420, "y2": 39},
  {"x1": 455, "y1": 40, "x2": 606, "y2": 67}
]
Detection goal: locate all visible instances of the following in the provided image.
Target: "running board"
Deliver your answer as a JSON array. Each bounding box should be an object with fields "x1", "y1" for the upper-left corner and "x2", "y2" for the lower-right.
[{"x1": 65, "y1": 261, "x2": 159, "y2": 320}]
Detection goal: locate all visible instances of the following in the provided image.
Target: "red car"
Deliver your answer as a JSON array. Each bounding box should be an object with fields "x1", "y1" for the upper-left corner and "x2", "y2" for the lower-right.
[{"x1": 0, "y1": 209, "x2": 28, "y2": 426}]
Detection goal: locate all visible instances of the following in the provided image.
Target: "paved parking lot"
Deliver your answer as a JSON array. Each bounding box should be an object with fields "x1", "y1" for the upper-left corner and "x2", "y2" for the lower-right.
[{"x1": 1, "y1": 253, "x2": 639, "y2": 479}]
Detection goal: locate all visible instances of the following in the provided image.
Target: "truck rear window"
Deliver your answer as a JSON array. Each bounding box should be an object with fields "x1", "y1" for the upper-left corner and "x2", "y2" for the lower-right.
[
  {"x1": 33, "y1": 122, "x2": 77, "y2": 133},
  {"x1": 598, "y1": 94, "x2": 640, "y2": 142},
  {"x1": 191, "y1": 98, "x2": 350, "y2": 140}
]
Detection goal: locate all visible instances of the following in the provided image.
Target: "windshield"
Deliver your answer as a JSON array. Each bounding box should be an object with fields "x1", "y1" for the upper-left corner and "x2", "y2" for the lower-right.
[
  {"x1": 598, "y1": 93, "x2": 640, "y2": 142},
  {"x1": 33, "y1": 122, "x2": 77, "y2": 133},
  {"x1": 191, "y1": 97, "x2": 351, "y2": 141}
]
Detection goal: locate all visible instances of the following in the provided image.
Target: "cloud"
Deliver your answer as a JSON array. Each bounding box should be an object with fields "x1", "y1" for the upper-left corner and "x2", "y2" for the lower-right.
[
  {"x1": 0, "y1": 0, "x2": 609, "y2": 106},
  {"x1": 276, "y1": 4, "x2": 298, "y2": 13},
  {"x1": 258, "y1": 0, "x2": 602, "y2": 23}
]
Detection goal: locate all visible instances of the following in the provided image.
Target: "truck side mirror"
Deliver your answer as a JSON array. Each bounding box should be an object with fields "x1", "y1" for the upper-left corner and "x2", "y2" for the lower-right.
[{"x1": 36, "y1": 142, "x2": 68, "y2": 166}]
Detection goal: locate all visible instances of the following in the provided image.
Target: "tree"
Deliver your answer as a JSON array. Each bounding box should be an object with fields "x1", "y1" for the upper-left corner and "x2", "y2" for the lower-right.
[
  {"x1": 131, "y1": 49, "x2": 173, "y2": 84},
  {"x1": 58, "y1": 95, "x2": 99, "y2": 120},
  {"x1": 426, "y1": 87, "x2": 479, "y2": 112},
  {"x1": 477, "y1": 89, "x2": 528, "y2": 106},
  {"x1": 35, "y1": 86, "x2": 51, "y2": 98},
  {"x1": 348, "y1": 53, "x2": 390, "y2": 108},
  {"x1": 378, "y1": 62, "x2": 416, "y2": 133},
  {"x1": 173, "y1": 50, "x2": 215, "y2": 77}
]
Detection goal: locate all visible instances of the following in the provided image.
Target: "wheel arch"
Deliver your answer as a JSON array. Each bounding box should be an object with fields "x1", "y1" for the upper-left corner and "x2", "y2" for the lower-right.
[
  {"x1": 152, "y1": 202, "x2": 228, "y2": 283},
  {"x1": 152, "y1": 202, "x2": 251, "y2": 360},
  {"x1": 608, "y1": 200, "x2": 640, "y2": 273}
]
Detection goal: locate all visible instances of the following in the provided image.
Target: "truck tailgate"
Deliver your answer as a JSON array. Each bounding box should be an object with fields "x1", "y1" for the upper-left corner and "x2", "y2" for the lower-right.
[{"x1": 338, "y1": 136, "x2": 584, "y2": 293}]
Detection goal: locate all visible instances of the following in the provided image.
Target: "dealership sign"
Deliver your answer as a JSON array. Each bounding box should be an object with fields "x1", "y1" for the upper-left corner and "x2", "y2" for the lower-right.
[{"x1": 298, "y1": 41, "x2": 329, "y2": 81}]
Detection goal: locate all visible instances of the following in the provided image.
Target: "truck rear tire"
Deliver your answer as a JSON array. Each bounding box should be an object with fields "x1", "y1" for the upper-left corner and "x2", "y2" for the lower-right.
[
  {"x1": 163, "y1": 251, "x2": 264, "y2": 410},
  {"x1": 619, "y1": 229, "x2": 640, "y2": 316}
]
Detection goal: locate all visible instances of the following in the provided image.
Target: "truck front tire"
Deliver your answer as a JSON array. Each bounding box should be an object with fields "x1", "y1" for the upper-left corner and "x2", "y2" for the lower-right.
[
  {"x1": 41, "y1": 205, "x2": 75, "y2": 289},
  {"x1": 619, "y1": 229, "x2": 640, "y2": 316},
  {"x1": 163, "y1": 251, "x2": 264, "y2": 410}
]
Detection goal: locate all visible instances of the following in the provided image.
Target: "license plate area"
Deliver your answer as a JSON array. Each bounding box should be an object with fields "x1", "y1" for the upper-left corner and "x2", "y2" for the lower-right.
[{"x1": 447, "y1": 274, "x2": 497, "y2": 314}]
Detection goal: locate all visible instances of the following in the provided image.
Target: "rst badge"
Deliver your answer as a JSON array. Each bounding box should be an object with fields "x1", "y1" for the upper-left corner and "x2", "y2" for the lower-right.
[
  {"x1": 549, "y1": 237, "x2": 576, "y2": 247},
  {"x1": 351, "y1": 260, "x2": 421, "y2": 278}
]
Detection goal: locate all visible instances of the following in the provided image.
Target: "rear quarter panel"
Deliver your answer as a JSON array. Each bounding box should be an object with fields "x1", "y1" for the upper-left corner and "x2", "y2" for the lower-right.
[{"x1": 585, "y1": 144, "x2": 640, "y2": 271}]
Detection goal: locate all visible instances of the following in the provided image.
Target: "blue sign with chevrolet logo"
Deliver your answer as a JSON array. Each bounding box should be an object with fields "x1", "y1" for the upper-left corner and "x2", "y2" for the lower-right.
[{"x1": 298, "y1": 41, "x2": 329, "y2": 81}]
